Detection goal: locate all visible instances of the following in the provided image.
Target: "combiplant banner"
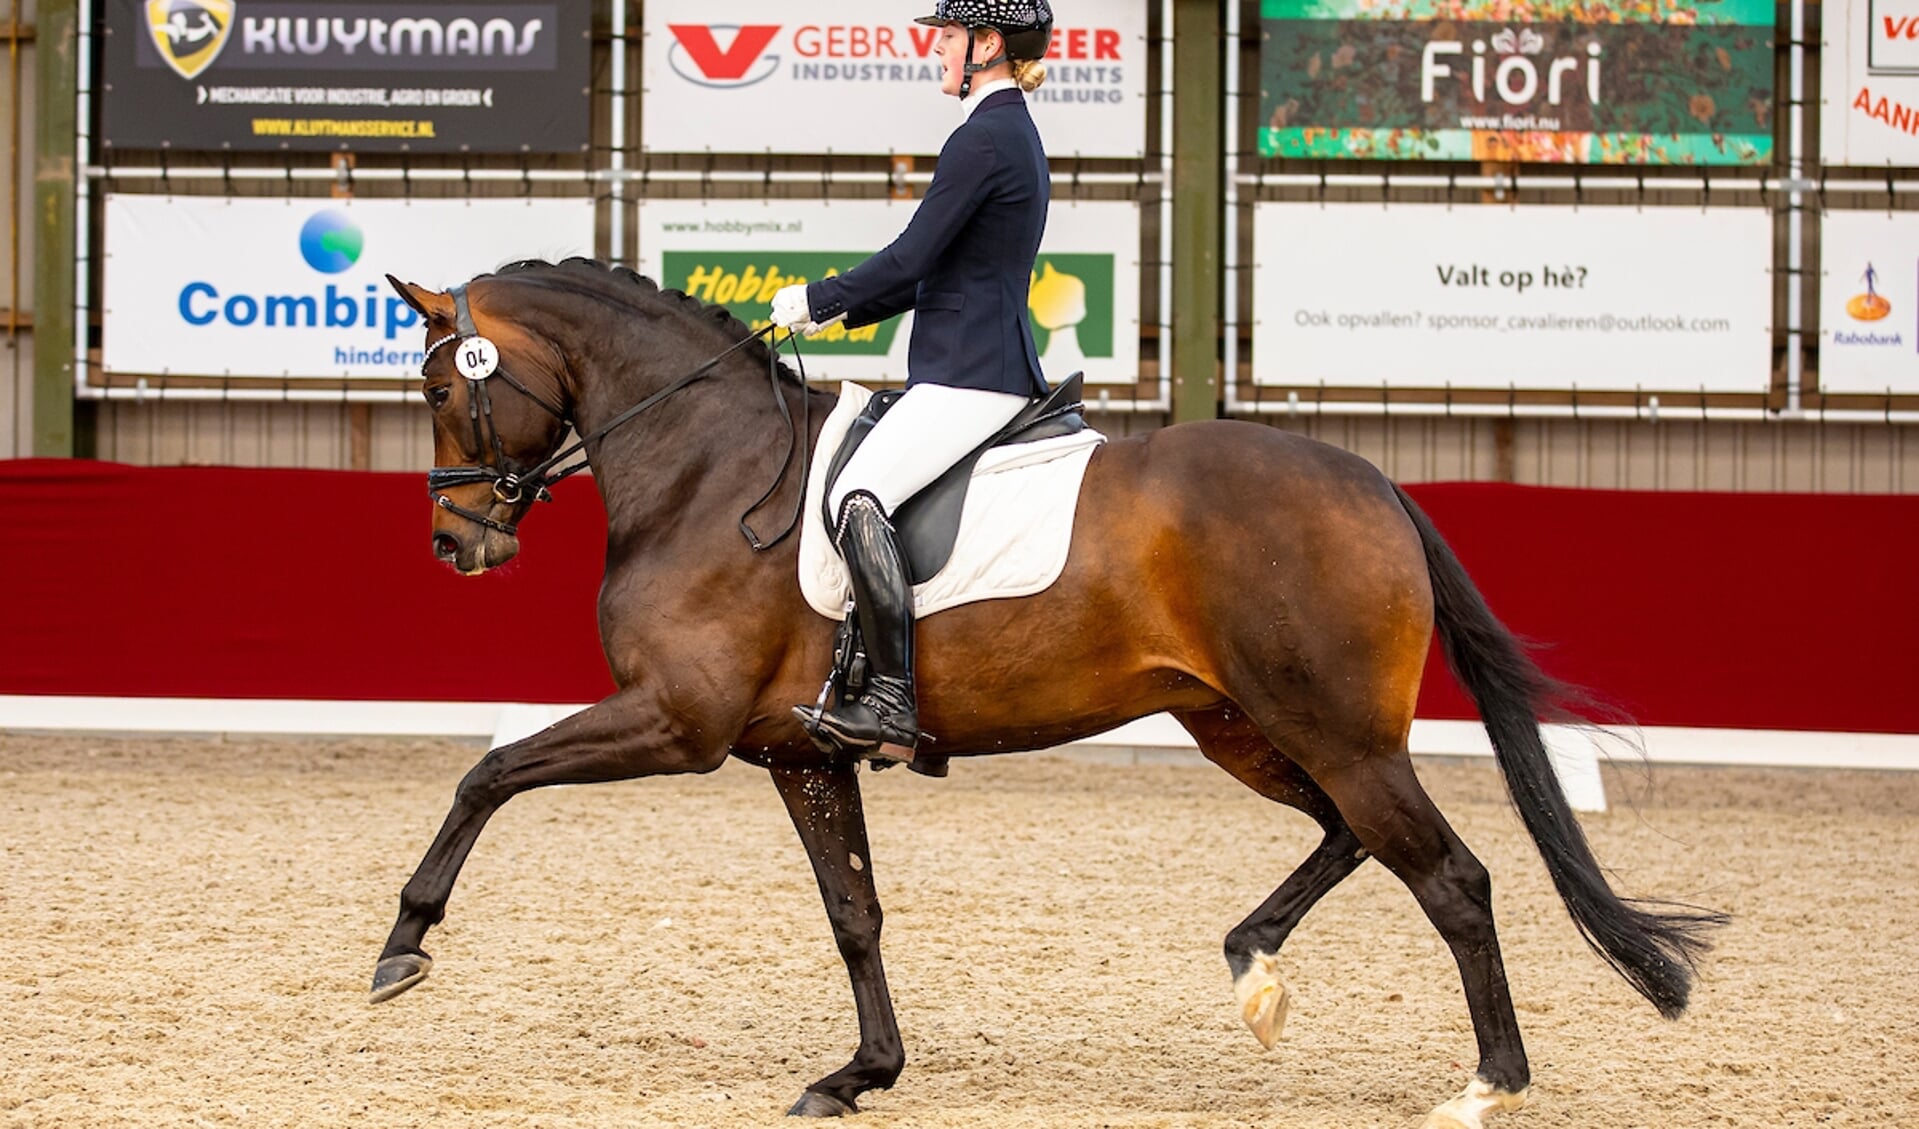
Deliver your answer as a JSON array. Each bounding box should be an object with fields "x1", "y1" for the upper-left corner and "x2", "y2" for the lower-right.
[
  {"x1": 103, "y1": 196, "x2": 595, "y2": 379},
  {"x1": 637, "y1": 200, "x2": 1142, "y2": 386},
  {"x1": 1258, "y1": 0, "x2": 1775, "y2": 164}
]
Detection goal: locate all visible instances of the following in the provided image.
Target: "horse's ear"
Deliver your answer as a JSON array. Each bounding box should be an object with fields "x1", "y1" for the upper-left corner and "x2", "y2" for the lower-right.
[{"x1": 386, "y1": 275, "x2": 451, "y2": 323}]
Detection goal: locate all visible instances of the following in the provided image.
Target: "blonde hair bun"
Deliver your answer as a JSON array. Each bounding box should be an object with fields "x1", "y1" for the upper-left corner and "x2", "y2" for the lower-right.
[{"x1": 1013, "y1": 58, "x2": 1047, "y2": 92}]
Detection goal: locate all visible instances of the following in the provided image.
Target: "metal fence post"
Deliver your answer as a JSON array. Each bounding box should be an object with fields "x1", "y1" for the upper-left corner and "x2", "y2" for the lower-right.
[
  {"x1": 1170, "y1": 0, "x2": 1223, "y2": 423},
  {"x1": 32, "y1": 0, "x2": 76, "y2": 456}
]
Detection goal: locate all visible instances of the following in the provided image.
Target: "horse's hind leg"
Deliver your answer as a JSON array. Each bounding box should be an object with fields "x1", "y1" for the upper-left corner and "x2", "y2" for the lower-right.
[
  {"x1": 1178, "y1": 707, "x2": 1367, "y2": 1051},
  {"x1": 1305, "y1": 746, "x2": 1531, "y2": 1129}
]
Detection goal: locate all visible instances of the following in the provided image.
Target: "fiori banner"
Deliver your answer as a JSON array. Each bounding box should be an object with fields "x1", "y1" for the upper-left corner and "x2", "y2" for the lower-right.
[
  {"x1": 1251, "y1": 202, "x2": 1773, "y2": 392},
  {"x1": 637, "y1": 200, "x2": 1141, "y2": 386},
  {"x1": 640, "y1": 0, "x2": 1147, "y2": 157},
  {"x1": 102, "y1": 196, "x2": 594, "y2": 380},
  {"x1": 99, "y1": 1, "x2": 591, "y2": 153},
  {"x1": 1819, "y1": 211, "x2": 1917, "y2": 394},
  {"x1": 1822, "y1": 0, "x2": 1919, "y2": 166},
  {"x1": 1258, "y1": 0, "x2": 1775, "y2": 164}
]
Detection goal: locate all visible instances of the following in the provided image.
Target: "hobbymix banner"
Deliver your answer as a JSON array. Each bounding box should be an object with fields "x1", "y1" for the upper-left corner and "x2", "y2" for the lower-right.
[
  {"x1": 103, "y1": 196, "x2": 595, "y2": 380},
  {"x1": 1819, "y1": 211, "x2": 1916, "y2": 395},
  {"x1": 1259, "y1": 0, "x2": 1775, "y2": 164},
  {"x1": 1251, "y1": 203, "x2": 1772, "y2": 392},
  {"x1": 100, "y1": 0, "x2": 590, "y2": 152},
  {"x1": 638, "y1": 200, "x2": 1142, "y2": 386},
  {"x1": 1822, "y1": 0, "x2": 1919, "y2": 166},
  {"x1": 641, "y1": 0, "x2": 1147, "y2": 157}
]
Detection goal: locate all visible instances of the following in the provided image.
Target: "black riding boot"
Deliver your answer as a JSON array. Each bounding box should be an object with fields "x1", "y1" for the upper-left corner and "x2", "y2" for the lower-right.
[{"x1": 800, "y1": 491, "x2": 919, "y2": 763}]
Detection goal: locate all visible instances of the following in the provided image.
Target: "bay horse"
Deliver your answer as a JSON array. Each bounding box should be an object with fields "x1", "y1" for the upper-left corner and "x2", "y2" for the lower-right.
[{"x1": 373, "y1": 258, "x2": 1720, "y2": 1129}]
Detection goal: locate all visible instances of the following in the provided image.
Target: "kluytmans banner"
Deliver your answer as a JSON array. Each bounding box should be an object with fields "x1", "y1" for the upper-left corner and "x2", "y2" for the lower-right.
[
  {"x1": 103, "y1": 196, "x2": 594, "y2": 379},
  {"x1": 1820, "y1": 211, "x2": 1917, "y2": 394},
  {"x1": 638, "y1": 200, "x2": 1141, "y2": 386},
  {"x1": 1251, "y1": 203, "x2": 1772, "y2": 392},
  {"x1": 1822, "y1": 0, "x2": 1919, "y2": 166},
  {"x1": 641, "y1": 0, "x2": 1146, "y2": 157},
  {"x1": 1259, "y1": 0, "x2": 1775, "y2": 164},
  {"x1": 100, "y1": 0, "x2": 590, "y2": 152}
]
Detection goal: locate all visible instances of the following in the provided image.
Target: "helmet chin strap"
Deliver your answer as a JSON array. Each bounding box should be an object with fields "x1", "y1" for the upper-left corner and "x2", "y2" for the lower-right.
[{"x1": 957, "y1": 26, "x2": 1007, "y2": 99}]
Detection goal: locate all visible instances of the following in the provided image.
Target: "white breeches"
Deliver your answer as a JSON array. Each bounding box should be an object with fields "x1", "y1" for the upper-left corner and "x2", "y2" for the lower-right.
[{"x1": 828, "y1": 383, "x2": 1030, "y2": 518}]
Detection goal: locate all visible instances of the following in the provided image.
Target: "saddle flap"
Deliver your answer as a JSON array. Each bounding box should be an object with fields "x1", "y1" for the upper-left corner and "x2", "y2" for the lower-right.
[{"x1": 823, "y1": 373, "x2": 1087, "y2": 585}]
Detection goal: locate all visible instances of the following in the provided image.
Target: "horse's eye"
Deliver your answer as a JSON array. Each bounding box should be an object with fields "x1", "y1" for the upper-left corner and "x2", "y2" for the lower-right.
[{"x1": 426, "y1": 385, "x2": 452, "y2": 410}]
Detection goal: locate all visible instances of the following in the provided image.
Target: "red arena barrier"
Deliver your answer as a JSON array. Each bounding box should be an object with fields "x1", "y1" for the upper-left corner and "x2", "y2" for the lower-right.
[{"x1": 1, "y1": 459, "x2": 1913, "y2": 733}]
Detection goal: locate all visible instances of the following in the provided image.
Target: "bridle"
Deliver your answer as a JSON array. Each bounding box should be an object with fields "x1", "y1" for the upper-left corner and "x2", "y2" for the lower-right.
[
  {"x1": 423, "y1": 285, "x2": 573, "y2": 535},
  {"x1": 423, "y1": 283, "x2": 811, "y2": 549}
]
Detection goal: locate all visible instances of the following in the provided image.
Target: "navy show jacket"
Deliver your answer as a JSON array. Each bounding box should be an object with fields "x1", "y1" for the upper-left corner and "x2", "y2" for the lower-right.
[{"x1": 805, "y1": 88, "x2": 1051, "y2": 397}]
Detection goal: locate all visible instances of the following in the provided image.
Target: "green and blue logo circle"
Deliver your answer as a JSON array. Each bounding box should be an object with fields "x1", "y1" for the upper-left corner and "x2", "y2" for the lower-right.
[{"x1": 299, "y1": 210, "x2": 364, "y2": 274}]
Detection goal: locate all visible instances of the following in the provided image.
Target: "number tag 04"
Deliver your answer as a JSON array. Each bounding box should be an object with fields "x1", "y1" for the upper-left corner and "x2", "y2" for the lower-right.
[{"x1": 455, "y1": 336, "x2": 500, "y2": 381}]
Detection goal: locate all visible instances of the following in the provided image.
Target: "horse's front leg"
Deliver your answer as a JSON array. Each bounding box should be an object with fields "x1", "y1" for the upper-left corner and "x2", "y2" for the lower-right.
[
  {"x1": 770, "y1": 763, "x2": 905, "y2": 1117},
  {"x1": 369, "y1": 690, "x2": 727, "y2": 1003}
]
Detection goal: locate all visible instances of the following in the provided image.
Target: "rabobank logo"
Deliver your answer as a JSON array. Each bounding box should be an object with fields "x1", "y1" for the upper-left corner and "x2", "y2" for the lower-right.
[
  {"x1": 301, "y1": 210, "x2": 363, "y2": 274},
  {"x1": 667, "y1": 24, "x2": 782, "y2": 87},
  {"x1": 1830, "y1": 261, "x2": 1905, "y2": 349}
]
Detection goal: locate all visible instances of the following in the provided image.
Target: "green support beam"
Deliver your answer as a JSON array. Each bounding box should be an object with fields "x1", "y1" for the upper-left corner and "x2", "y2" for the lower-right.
[
  {"x1": 32, "y1": 0, "x2": 77, "y2": 456},
  {"x1": 1169, "y1": 0, "x2": 1222, "y2": 423}
]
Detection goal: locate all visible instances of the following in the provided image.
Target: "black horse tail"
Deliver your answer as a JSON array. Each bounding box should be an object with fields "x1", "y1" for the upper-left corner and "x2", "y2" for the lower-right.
[{"x1": 1391, "y1": 483, "x2": 1726, "y2": 1020}]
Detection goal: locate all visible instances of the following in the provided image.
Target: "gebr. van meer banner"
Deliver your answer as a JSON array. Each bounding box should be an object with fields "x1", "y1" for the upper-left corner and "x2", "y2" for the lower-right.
[
  {"x1": 1822, "y1": 0, "x2": 1919, "y2": 165},
  {"x1": 100, "y1": 1, "x2": 590, "y2": 152},
  {"x1": 1820, "y1": 211, "x2": 1917, "y2": 395},
  {"x1": 1259, "y1": 0, "x2": 1775, "y2": 164},
  {"x1": 641, "y1": 0, "x2": 1146, "y2": 157},
  {"x1": 103, "y1": 196, "x2": 595, "y2": 380},
  {"x1": 638, "y1": 200, "x2": 1142, "y2": 386},
  {"x1": 1252, "y1": 203, "x2": 1773, "y2": 392}
]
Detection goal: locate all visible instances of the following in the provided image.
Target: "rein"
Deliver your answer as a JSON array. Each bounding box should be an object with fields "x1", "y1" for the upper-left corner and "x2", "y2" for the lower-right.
[{"x1": 426, "y1": 284, "x2": 812, "y2": 550}]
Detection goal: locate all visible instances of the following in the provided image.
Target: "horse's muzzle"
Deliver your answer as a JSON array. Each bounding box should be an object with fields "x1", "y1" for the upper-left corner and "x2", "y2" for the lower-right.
[{"x1": 430, "y1": 526, "x2": 519, "y2": 575}]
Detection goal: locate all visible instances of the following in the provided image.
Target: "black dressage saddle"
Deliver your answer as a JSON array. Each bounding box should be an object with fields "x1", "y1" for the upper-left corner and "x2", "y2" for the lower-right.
[{"x1": 821, "y1": 373, "x2": 1086, "y2": 584}]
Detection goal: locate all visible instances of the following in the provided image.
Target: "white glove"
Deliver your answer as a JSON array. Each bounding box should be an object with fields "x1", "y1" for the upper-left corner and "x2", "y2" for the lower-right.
[{"x1": 770, "y1": 283, "x2": 812, "y2": 330}]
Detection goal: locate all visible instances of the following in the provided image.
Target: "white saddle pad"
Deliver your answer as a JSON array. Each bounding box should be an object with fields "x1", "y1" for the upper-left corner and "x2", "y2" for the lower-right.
[{"x1": 799, "y1": 382, "x2": 1106, "y2": 620}]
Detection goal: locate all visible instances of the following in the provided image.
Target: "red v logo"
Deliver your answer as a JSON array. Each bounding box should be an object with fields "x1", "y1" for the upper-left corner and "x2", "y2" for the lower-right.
[{"x1": 668, "y1": 24, "x2": 781, "y2": 81}]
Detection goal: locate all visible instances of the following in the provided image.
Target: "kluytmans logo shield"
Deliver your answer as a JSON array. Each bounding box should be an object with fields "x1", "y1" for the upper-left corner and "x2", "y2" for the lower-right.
[{"x1": 145, "y1": 0, "x2": 235, "y2": 81}]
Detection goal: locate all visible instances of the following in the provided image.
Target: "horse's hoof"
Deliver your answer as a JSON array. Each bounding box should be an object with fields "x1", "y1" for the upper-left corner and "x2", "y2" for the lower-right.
[
  {"x1": 787, "y1": 1091, "x2": 858, "y2": 1117},
  {"x1": 1420, "y1": 1079, "x2": 1528, "y2": 1129},
  {"x1": 368, "y1": 952, "x2": 433, "y2": 1004},
  {"x1": 1233, "y1": 952, "x2": 1290, "y2": 1051}
]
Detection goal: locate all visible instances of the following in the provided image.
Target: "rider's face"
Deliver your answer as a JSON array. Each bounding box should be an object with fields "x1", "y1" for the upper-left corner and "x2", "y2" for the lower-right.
[{"x1": 935, "y1": 23, "x2": 1003, "y2": 97}]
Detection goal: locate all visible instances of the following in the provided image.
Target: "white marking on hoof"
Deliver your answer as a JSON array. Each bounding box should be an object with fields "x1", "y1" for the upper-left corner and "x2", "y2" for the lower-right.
[
  {"x1": 1232, "y1": 952, "x2": 1291, "y2": 1051},
  {"x1": 1420, "y1": 1078, "x2": 1528, "y2": 1129}
]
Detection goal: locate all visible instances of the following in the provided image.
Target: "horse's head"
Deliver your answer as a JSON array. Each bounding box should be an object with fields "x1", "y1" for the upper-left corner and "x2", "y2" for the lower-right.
[{"x1": 389, "y1": 274, "x2": 576, "y2": 575}]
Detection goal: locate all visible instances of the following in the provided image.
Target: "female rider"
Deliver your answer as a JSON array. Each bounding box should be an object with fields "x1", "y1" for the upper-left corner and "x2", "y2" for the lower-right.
[{"x1": 771, "y1": 0, "x2": 1056, "y2": 767}]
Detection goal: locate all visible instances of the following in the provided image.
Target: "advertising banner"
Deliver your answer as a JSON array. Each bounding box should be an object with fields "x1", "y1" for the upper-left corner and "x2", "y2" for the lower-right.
[
  {"x1": 99, "y1": 0, "x2": 590, "y2": 153},
  {"x1": 1822, "y1": 0, "x2": 1919, "y2": 166},
  {"x1": 1819, "y1": 211, "x2": 1917, "y2": 395},
  {"x1": 1258, "y1": 0, "x2": 1775, "y2": 164},
  {"x1": 637, "y1": 199, "x2": 1142, "y2": 386},
  {"x1": 640, "y1": 0, "x2": 1147, "y2": 157},
  {"x1": 1251, "y1": 203, "x2": 1773, "y2": 392},
  {"x1": 103, "y1": 196, "x2": 595, "y2": 380}
]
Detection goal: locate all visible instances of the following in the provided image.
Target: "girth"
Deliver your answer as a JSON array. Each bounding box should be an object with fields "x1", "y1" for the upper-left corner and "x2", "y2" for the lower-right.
[{"x1": 821, "y1": 372, "x2": 1086, "y2": 584}]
